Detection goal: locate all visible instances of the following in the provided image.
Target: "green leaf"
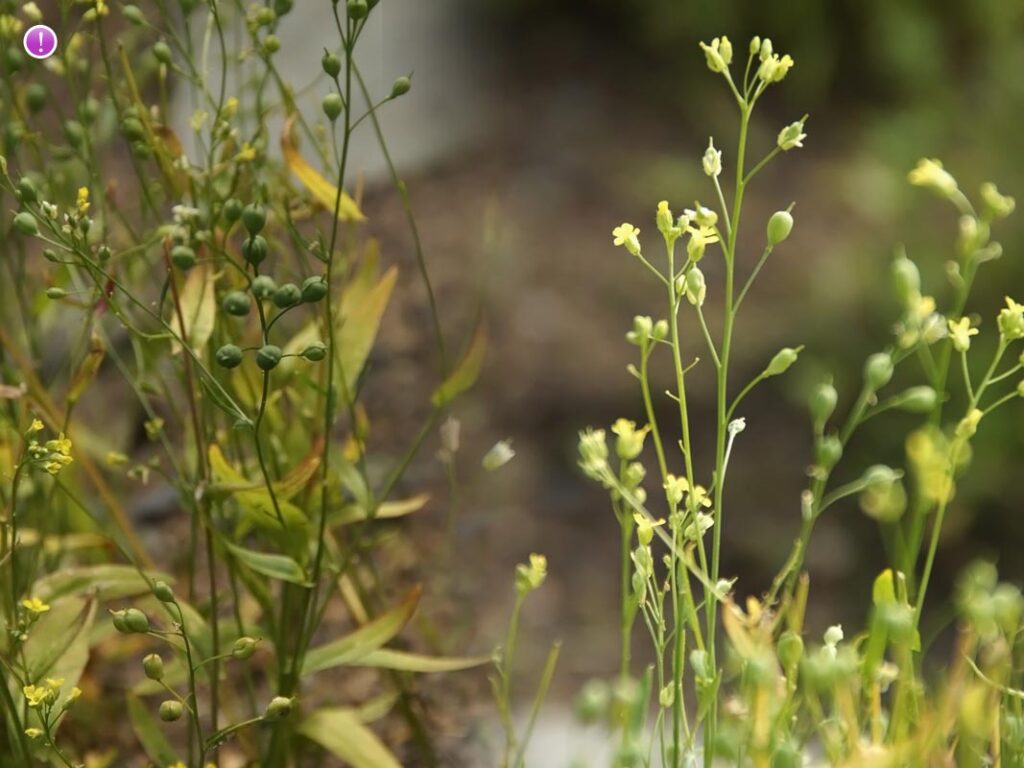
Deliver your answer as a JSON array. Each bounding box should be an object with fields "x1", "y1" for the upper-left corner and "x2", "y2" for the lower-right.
[
  {"x1": 352, "y1": 648, "x2": 488, "y2": 673},
  {"x1": 336, "y1": 267, "x2": 397, "y2": 395},
  {"x1": 298, "y1": 707, "x2": 401, "y2": 768},
  {"x1": 21, "y1": 597, "x2": 95, "y2": 681},
  {"x1": 331, "y1": 494, "x2": 430, "y2": 527},
  {"x1": 302, "y1": 587, "x2": 421, "y2": 676},
  {"x1": 34, "y1": 565, "x2": 171, "y2": 603},
  {"x1": 225, "y1": 541, "x2": 310, "y2": 586},
  {"x1": 208, "y1": 444, "x2": 308, "y2": 532},
  {"x1": 127, "y1": 693, "x2": 178, "y2": 766},
  {"x1": 431, "y1": 323, "x2": 486, "y2": 408}
]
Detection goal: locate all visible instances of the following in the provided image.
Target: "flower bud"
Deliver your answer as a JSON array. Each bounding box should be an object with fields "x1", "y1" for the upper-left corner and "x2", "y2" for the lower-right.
[
  {"x1": 242, "y1": 235, "x2": 268, "y2": 265},
  {"x1": 765, "y1": 346, "x2": 800, "y2": 377},
  {"x1": 891, "y1": 251, "x2": 920, "y2": 305},
  {"x1": 777, "y1": 120, "x2": 807, "y2": 151},
  {"x1": 256, "y1": 345, "x2": 283, "y2": 371},
  {"x1": 143, "y1": 654, "x2": 164, "y2": 681},
  {"x1": 13, "y1": 212, "x2": 38, "y2": 236},
  {"x1": 274, "y1": 0, "x2": 294, "y2": 16},
  {"x1": 574, "y1": 679, "x2": 610, "y2": 724},
  {"x1": 272, "y1": 283, "x2": 301, "y2": 308},
  {"x1": 814, "y1": 433, "x2": 842, "y2": 470},
  {"x1": 980, "y1": 182, "x2": 1015, "y2": 220},
  {"x1": 16, "y1": 176, "x2": 37, "y2": 203},
  {"x1": 301, "y1": 275, "x2": 328, "y2": 303},
  {"x1": 777, "y1": 631, "x2": 804, "y2": 670},
  {"x1": 170, "y1": 245, "x2": 196, "y2": 271},
  {"x1": 302, "y1": 342, "x2": 327, "y2": 362},
  {"x1": 222, "y1": 291, "x2": 252, "y2": 316},
  {"x1": 685, "y1": 267, "x2": 706, "y2": 307},
  {"x1": 262, "y1": 35, "x2": 281, "y2": 54},
  {"x1": 322, "y1": 93, "x2": 343, "y2": 122},
  {"x1": 702, "y1": 138, "x2": 721, "y2": 178},
  {"x1": 322, "y1": 51, "x2": 341, "y2": 78},
  {"x1": 251, "y1": 275, "x2": 277, "y2": 299},
  {"x1": 809, "y1": 381, "x2": 837, "y2": 429},
  {"x1": 347, "y1": 0, "x2": 369, "y2": 20},
  {"x1": 242, "y1": 203, "x2": 266, "y2": 235},
  {"x1": 159, "y1": 700, "x2": 183, "y2": 722},
  {"x1": 152, "y1": 581, "x2": 175, "y2": 602},
  {"x1": 216, "y1": 344, "x2": 244, "y2": 369},
  {"x1": 264, "y1": 696, "x2": 294, "y2": 720},
  {"x1": 122, "y1": 4, "x2": 146, "y2": 24},
  {"x1": 893, "y1": 386, "x2": 937, "y2": 413},
  {"x1": 864, "y1": 352, "x2": 894, "y2": 391},
  {"x1": 390, "y1": 76, "x2": 412, "y2": 98},
  {"x1": 766, "y1": 210, "x2": 793, "y2": 246},
  {"x1": 232, "y1": 637, "x2": 259, "y2": 660},
  {"x1": 153, "y1": 41, "x2": 172, "y2": 65}
]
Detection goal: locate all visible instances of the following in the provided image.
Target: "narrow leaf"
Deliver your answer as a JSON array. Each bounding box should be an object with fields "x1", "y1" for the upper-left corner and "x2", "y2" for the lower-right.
[
  {"x1": 352, "y1": 648, "x2": 488, "y2": 673},
  {"x1": 298, "y1": 708, "x2": 400, "y2": 768},
  {"x1": 331, "y1": 494, "x2": 430, "y2": 527},
  {"x1": 170, "y1": 261, "x2": 216, "y2": 356},
  {"x1": 282, "y1": 116, "x2": 364, "y2": 222},
  {"x1": 431, "y1": 323, "x2": 487, "y2": 407},
  {"x1": 225, "y1": 541, "x2": 310, "y2": 586},
  {"x1": 336, "y1": 267, "x2": 397, "y2": 395},
  {"x1": 127, "y1": 693, "x2": 178, "y2": 766}
]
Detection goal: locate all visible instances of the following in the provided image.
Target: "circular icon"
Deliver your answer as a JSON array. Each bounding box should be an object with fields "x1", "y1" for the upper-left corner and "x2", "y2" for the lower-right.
[{"x1": 23, "y1": 24, "x2": 58, "y2": 61}]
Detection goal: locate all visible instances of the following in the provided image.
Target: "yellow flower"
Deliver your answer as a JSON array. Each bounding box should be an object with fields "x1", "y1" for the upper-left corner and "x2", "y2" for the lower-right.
[
  {"x1": 236, "y1": 143, "x2": 257, "y2": 163},
  {"x1": 21, "y1": 596, "x2": 50, "y2": 614},
  {"x1": 67, "y1": 687, "x2": 82, "y2": 702},
  {"x1": 76, "y1": 187, "x2": 90, "y2": 215},
  {"x1": 24, "y1": 727, "x2": 43, "y2": 740},
  {"x1": 948, "y1": 317, "x2": 978, "y2": 352},
  {"x1": 23, "y1": 684, "x2": 52, "y2": 707},
  {"x1": 28, "y1": 418, "x2": 43, "y2": 433},
  {"x1": 908, "y1": 158, "x2": 958, "y2": 198},
  {"x1": 45, "y1": 677, "x2": 64, "y2": 691},
  {"x1": 612, "y1": 223, "x2": 641, "y2": 256},
  {"x1": 611, "y1": 419, "x2": 650, "y2": 461},
  {"x1": 633, "y1": 513, "x2": 665, "y2": 546},
  {"x1": 686, "y1": 225, "x2": 719, "y2": 262},
  {"x1": 45, "y1": 432, "x2": 72, "y2": 455}
]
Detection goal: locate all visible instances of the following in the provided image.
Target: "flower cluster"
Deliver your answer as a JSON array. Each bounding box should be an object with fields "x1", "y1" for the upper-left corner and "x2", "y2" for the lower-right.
[{"x1": 23, "y1": 421, "x2": 73, "y2": 475}]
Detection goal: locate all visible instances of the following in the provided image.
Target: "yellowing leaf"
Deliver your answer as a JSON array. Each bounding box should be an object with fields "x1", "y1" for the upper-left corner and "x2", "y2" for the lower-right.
[
  {"x1": 170, "y1": 261, "x2": 216, "y2": 356},
  {"x1": 331, "y1": 493, "x2": 430, "y2": 527},
  {"x1": 298, "y1": 708, "x2": 401, "y2": 768},
  {"x1": 208, "y1": 445, "x2": 307, "y2": 531},
  {"x1": 336, "y1": 267, "x2": 397, "y2": 395},
  {"x1": 67, "y1": 332, "x2": 105, "y2": 404},
  {"x1": 431, "y1": 323, "x2": 487, "y2": 407},
  {"x1": 351, "y1": 649, "x2": 488, "y2": 673},
  {"x1": 282, "y1": 116, "x2": 365, "y2": 222}
]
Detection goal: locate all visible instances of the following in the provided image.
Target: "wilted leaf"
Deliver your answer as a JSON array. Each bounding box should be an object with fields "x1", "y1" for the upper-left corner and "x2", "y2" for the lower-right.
[
  {"x1": 67, "y1": 332, "x2": 105, "y2": 404},
  {"x1": 351, "y1": 649, "x2": 488, "y2": 673},
  {"x1": 331, "y1": 493, "x2": 430, "y2": 527},
  {"x1": 170, "y1": 261, "x2": 216, "y2": 356},
  {"x1": 282, "y1": 116, "x2": 364, "y2": 222},
  {"x1": 336, "y1": 267, "x2": 397, "y2": 396},
  {"x1": 298, "y1": 708, "x2": 400, "y2": 768},
  {"x1": 431, "y1": 323, "x2": 486, "y2": 408},
  {"x1": 208, "y1": 444, "x2": 308, "y2": 531}
]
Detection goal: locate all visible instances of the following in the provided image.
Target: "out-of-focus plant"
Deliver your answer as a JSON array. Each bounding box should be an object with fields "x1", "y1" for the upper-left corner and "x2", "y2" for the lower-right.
[
  {"x1": 580, "y1": 33, "x2": 1024, "y2": 767},
  {"x1": 0, "y1": 1, "x2": 495, "y2": 766}
]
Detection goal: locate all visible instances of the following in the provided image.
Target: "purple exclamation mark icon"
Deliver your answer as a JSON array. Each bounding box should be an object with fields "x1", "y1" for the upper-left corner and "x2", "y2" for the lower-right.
[{"x1": 23, "y1": 24, "x2": 58, "y2": 61}]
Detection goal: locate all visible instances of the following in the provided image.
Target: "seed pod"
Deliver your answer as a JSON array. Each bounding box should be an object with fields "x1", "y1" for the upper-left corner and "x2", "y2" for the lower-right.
[
  {"x1": 122, "y1": 4, "x2": 146, "y2": 24},
  {"x1": 63, "y1": 120, "x2": 85, "y2": 149},
  {"x1": 891, "y1": 252, "x2": 920, "y2": 305},
  {"x1": 264, "y1": 696, "x2": 293, "y2": 720},
  {"x1": 97, "y1": 245, "x2": 112, "y2": 262},
  {"x1": 123, "y1": 608, "x2": 151, "y2": 634},
  {"x1": 121, "y1": 117, "x2": 145, "y2": 142},
  {"x1": 251, "y1": 275, "x2": 277, "y2": 299},
  {"x1": 43, "y1": 249, "x2": 60, "y2": 263},
  {"x1": 322, "y1": 51, "x2": 341, "y2": 78},
  {"x1": 274, "y1": 0, "x2": 294, "y2": 15},
  {"x1": 766, "y1": 210, "x2": 793, "y2": 246},
  {"x1": 232, "y1": 637, "x2": 259, "y2": 660},
  {"x1": 272, "y1": 283, "x2": 301, "y2": 308},
  {"x1": 222, "y1": 291, "x2": 252, "y2": 316},
  {"x1": 302, "y1": 341, "x2": 327, "y2": 362},
  {"x1": 262, "y1": 35, "x2": 280, "y2": 54},
  {"x1": 223, "y1": 198, "x2": 244, "y2": 223},
  {"x1": 864, "y1": 352, "x2": 894, "y2": 391},
  {"x1": 16, "y1": 177, "x2": 37, "y2": 203},
  {"x1": 46, "y1": 287, "x2": 66, "y2": 300},
  {"x1": 256, "y1": 345, "x2": 283, "y2": 371},
  {"x1": 25, "y1": 84, "x2": 47, "y2": 114},
  {"x1": 894, "y1": 385, "x2": 937, "y2": 413},
  {"x1": 170, "y1": 245, "x2": 196, "y2": 271},
  {"x1": 301, "y1": 276, "x2": 328, "y2": 303},
  {"x1": 814, "y1": 433, "x2": 843, "y2": 470},
  {"x1": 322, "y1": 93, "x2": 343, "y2": 122},
  {"x1": 152, "y1": 581, "x2": 175, "y2": 602},
  {"x1": 159, "y1": 700, "x2": 183, "y2": 722},
  {"x1": 242, "y1": 204, "x2": 266, "y2": 235},
  {"x1": 347, "y1": 0, "x2": 369, "y2": 20},
  {"x1": 143, "y1": 654, "x2": 164, "y2": 681},
  {"x1": 153, "y1": 41, "x2": 172, "y2": 65},
  {"x1": 765, "y1": 346, "x2": 800, "y2": 377},
  {"x1": 391, "y1": 76, "x2": 412, "y2": 98},
  {"x1": 13, "y1": 212, "x2": 38, "y2": 236},
  {"x1": 111, "y1": 610, "x2": 129, "y2": 634},
  {"x1": 242, "y1": 235, "x2": 268, "y2": 265},
  {"x1": 809, "y1": 381, "x2": 838, "y2": 430},
  {"x1": 574, "y1": 679, "x2": 610, "y2": 724},
  {"x1": 216, "y1": 344, "x2": 244, "y2": 369},
  {"x1": 132, "y1": 142, "x2": 153, "y2": 161}
]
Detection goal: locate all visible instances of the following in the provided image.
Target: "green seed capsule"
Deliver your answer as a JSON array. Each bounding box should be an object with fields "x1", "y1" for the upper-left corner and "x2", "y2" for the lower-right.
[
  {"x1": 63, "y1": 120, "x2": 85, "y2": 148},
  {"x1": 153, "y1": 41, "x2": 172, "y2": 65},
  {"x1": 223, "y1": 198, "x2": 244, "y2": 223},
  {"x1": 815, "y1": 433, "x2": 842, "y2": 470},
  {"x1": 16, "y1": 176, "x2": 37, "y2": 204},
  {"x1": 216, "y1": 344, "x2": 244, "y2": 369},
  {"x1": 864, "y1": 352, "x2": 894, "y2": 391},
  {"x1": 121, "y1": 117, "x2": 146, "y2": 142},
  {"x1": 765, "y1": 346, "x2": 799, "y2": 377},
  {"x1": 242, "y1": 204, "x2": 266, "y2": 235},
  {"x1": 274, "y1": 0, "x2": 294, "y2": 15},
  {"x1": 132, "y1": 142, "x2": 153, "y2": 161},
  {"x1": 809, "y1": 381, "x2": 838, "y2": 429},
  {"x1": 232, "y1": 636, "x2": 259, "y2": 660},
  {"x1": 262, "y1": 35, "x2": 280, "y2": 54},
  {"x1": 152, "y1": 580, "x2": 175, "y2": 602},
  {"x1": 390, "y1": 76, "x2": 412, "y2": 98},
  {"x1": 46, "y1": 287, "x2": 66, "y2": 300},
  {"x1": 25, "y1": 83, "x2": 47, "y2": 113},
  {"x1": 159, "y1": 700, "x2": 183, "y2": 722},
  {"x1": 123, "y1": 608, "x2": 150, "y2": 634},
  {"x1": 250, "y1": 275, "x2": 277, "y2": 299},
  {"x1": 111, "y1": 610, "x2": 129, "y2": 633},
  {"x1": 264, "y1": 696, "x2": 293, "y2": 720},
  {"x1": 895, "y1": 385, "x2": 937, "y2": 413},
  {"x1": 272, "y1": 283, "x2": 301, "y2": 308},
  {"x1": 242, "y1": 235, "x2": 268, "y2": 265},
  {"x1": 776, "y1": 630, "x2": 804, "y2": 670},
  {"x1": 322, "y1": 93, "x2": 343, "y2": 122},
  {"x1": 256, "y1": 345, "x2": 283, "y2": 371},
  {"x1": 43, "y1": 249, "x2": 60, "y2": 263},
  {"x1": 96, "y1": 245, "x2": 112, "y2": 262},
  {"x1": 347, "y1": 0, "x2": 368, "y2": 19},
  {"x1": 302, "y1": 341, "x2": 327, "y2": 361},
  {"x1": 143, "y1": 654, "x2": 164, "y2": 681},
  {"x1": 322, "y1": 51, "x2": 341, "y2": 78},
  {"x1": 13, "y1": 212, "x2": 38, "y2": 236},
  {"x1": 301, "y1": 275, "x2": 328, "y2": 303},
  {"x1": 122, "y1": 4, "x2": 146, "y2": 24},
  {"x1": 766, "y1": 210, "x2": 794, "y2": 246},
  {"x1": 222, "y1": 291, "x2": 252, "y2": 316},
  {"x1": 170, "y1": 245, "x2": 196, "y2": 271}
]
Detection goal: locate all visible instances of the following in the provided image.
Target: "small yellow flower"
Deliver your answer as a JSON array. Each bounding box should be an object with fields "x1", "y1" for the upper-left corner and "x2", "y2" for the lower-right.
[
  {"x1": 67, "y1": 686, "x2": 82, "y2": 702},
  {"x1": 24, "y1": 727, "x2": 43, "y2": 740},
  {"x1": 908, "y1": 158, "x2": 958, "y2": 198},
  {"x1": 28, "y1": 418, "x2": 44, "y2": 433},
  {"x1": 21, "y1": 596, "x2": 50, "y2": 614},
  {"x1": 44, "y1": 677, "x2": 64, "y2": 691},
  {"x1": 948, "y1": 317, "x2": 978, "y2": 352},
  {"x1": 612, "y1": 223, "x2": 641, "y2": 256},
  {"x1": 686, "y1": 225, "x2": 719, "y2": 262},
  {"x1": 76, "y1": 187, "x2": 90, "y2": 215},
  {"x1": 22, "y1": 3, "x2": 43, "y2": 22},
  {"x1": 611, "y1": 419, "x2": 650, "y2": 461},
  {"x1": 236, "y1": 143, "x2": 257, "y2": 163},
  {"x1": 633, "y1": 513, "x2": 665, "y2": 546},
  {"x1": 23, "y1": 684, "x2": 52, "y2": 707}
]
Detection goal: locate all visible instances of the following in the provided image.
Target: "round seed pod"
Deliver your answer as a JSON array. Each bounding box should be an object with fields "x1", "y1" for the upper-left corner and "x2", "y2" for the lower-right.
[
  {"x1": 302, "y1": 341, "x2": 327, "y2": 362},
  {"x1": 122, "y1": 4, "x2": 146, "y2": 25},
  {"x1": 809, "y1": 381, "x2": 838, "y2": 429},
  {"x1": 110, "y1": 610, "x2": 129, "y2": 634},
  {"x1": 13, "y1": 212, "x2": 39, "y2": 236},
  {"x1": 216, "y1": 344, "x2": 244, "y2": 369},
  {"x1": 390, "y1": 76, "x2": 411, "y2": 98},
  {"x1": 274, "y1": 0, "x2": 294, "y2": 15},
  {"x1": 302, "y1": 276, "x2": 328, "y2": 303},
  {"x1": 864, "y1": 352, "x2": 894, "y2": 391},
  {"x1": 143, "y1": 654, "x2": 164, "y2": 681},
  {"x1": 322, "y1": 51, "x2": 341, "y2": 78},
  {"x1": 170, "y1": 245, "x2": 196, "y2": 271},
  {"x1": 272, "y1": 283, "x2": 301, "y2": 308},
  {"x1": 222, "y1": 291, "x2": 252, "y2": 316},
  {"x1": 256, "y1": 345, "x2": 283, "y2": 371},
  {"x1": 815, "y1": 433, "x2": 843, "y2": 470},
  {"x1": 96, "y1": 245, "x2": 112, "y2": 262},
  {"x1": 242, "y1": 204, "x2": 266, "y2": 235},
  {"x1": 159, "y1": 700, "x2": 183, "y2": 722},
  {"x1": 251, "y1": 275, "x2": 277, "y2": 299},
  {"x1": 262, "y1": 35, "x2": 280, "y2": 54},
  {"x1": 25, "y1": 83, "x2": 47, "y2": 114},
  {"x1": 766, "y1": 210, "x2": 793, "y2": 246},
  {"x1": 16, "y1": 177, "x2": 37, "y2": 204},
  {"x1": 347, "y1": 0, "x2": 368, "y2": 20},
  {"x1": 223, "y1": 198, "x2": 244, "y2": 223},
  {"x1": 131, "y1": 142, "x2": 153, "y2": 161},
  {"x1": 322, "y1": 93, "x2": 343, "y2": 122},
  {"x1": 153, "y1": 41, "x2": 172, "y2": 65},
  {"x1": 123, "y1": 608, "x2": 150, "y2": 634},
  {"x1": 264, "y1": 696, "x2": 293, "y2": 720},
  {"x1": 121, "y1": 117, "x2": 145, "y2": 142},
  {"x1": 63, "y1": 120, "x2": 85, "y2": 149},
  {"x1": 152, "y1": 581, "x2": 175, "y2": 602},
  {"x1": 232, "y1": 637, "x2": 258, "y2": 660},
  {"x1": 46, "y1": 287, "x2": 66, "y2": 300},
  {"x1": 242, "y1": 235, "x2": 268, "y2": 266}
]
